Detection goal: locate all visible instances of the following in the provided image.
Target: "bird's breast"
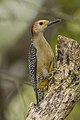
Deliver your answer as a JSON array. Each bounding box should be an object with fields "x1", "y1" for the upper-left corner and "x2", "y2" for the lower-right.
[{"x1": 34, "y1": 38, "x2": 54, "y2": 79}]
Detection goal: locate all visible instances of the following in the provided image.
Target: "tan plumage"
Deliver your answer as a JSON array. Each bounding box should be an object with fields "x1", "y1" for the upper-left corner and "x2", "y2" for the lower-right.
[
  {"x1": 28, "y1": 19, "x2": 60, "y2": 104},
  {"x1": 33, "y1": 32, "x2": 54, "y2": 79}
]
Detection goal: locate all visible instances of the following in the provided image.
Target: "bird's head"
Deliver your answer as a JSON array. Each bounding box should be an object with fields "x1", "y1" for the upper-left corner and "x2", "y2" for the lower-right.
[{"x1": 31, "y1": 19, "x2": 61, "y2": 37}]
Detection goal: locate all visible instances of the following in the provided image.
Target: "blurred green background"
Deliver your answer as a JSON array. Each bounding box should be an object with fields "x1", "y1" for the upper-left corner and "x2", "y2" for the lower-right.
[{"x1": 0, "y1": 0, "x2": 80, "y2": 120}]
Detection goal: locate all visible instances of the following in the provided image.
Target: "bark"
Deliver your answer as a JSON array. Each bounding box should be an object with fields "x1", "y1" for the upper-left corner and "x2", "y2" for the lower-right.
[{"x1": 26, "y1": 35, "x2": 80, "y2": 120}]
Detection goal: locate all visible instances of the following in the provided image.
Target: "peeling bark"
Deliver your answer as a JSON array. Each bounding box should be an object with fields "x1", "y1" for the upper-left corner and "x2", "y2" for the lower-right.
[{"x1": 26, "y1": 35, "x2": 80, "y2": 120}]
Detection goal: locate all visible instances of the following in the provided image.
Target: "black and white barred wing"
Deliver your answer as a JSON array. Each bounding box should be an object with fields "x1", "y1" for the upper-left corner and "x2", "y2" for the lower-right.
[{"x1": 28, "y1": 43, "x2": 37, "y2": 91}]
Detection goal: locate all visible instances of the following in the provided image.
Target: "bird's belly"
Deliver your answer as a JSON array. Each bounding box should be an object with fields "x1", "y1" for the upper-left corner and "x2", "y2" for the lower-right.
[{"x1": 37, "y1": 50, "x2": 53, "y2": 80}]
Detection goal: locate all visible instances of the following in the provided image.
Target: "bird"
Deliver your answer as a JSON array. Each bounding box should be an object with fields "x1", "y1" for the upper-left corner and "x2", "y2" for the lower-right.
[{"x1": 28, "y1": 19, "x2": 60, "y2": 104}]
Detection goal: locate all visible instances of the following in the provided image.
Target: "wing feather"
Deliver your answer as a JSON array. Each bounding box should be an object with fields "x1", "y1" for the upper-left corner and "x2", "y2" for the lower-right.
[{"x1": 28, "y1": 43, "x2": 37, "y2": 91}]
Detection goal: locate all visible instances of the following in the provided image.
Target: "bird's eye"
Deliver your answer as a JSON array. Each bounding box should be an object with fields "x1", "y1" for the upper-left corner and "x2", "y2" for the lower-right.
[{"x1": 39, "y1": 22, "x2": 43, "y2": 25}]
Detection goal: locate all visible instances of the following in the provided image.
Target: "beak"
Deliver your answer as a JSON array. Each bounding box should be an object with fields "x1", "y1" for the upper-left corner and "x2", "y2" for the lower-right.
[{"x1": 47, "y1": 19, "x2": 61, "y2": 27}]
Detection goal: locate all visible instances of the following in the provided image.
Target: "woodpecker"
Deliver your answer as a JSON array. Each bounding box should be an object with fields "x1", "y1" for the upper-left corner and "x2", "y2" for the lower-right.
[{"x1": 28, "y1": 19, "x2": 60, "y2": 104}]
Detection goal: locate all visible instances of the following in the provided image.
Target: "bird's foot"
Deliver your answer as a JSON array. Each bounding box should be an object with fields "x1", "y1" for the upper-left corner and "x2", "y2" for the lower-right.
[{"x1": 48, "y1": 69, "x2": 60, "y2": 85}]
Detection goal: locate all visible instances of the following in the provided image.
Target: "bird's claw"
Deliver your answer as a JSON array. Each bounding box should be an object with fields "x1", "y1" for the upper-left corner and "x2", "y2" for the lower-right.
[{"x1": 48, "y1": 70, "x2": 60, "y2": 85}]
